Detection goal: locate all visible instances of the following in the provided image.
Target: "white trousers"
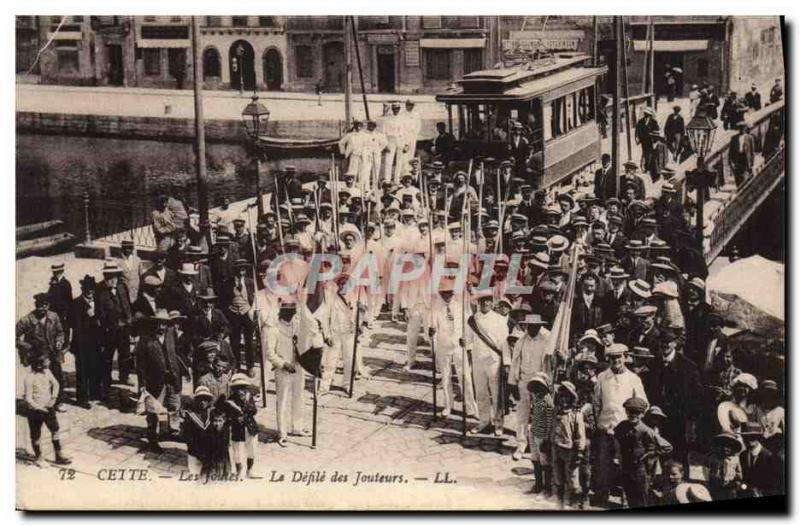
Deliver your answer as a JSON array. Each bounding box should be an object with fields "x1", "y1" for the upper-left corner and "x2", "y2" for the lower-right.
[
  {"x1": 231, "y1": 429, "x2": 256, "y2": 465},
  {"x1": 473, "y1": 358, "x2": 504, "y2": 429},
  {"x1": 405, "y1": 306, "x2": 430, "y2": 366},
  {"x1": 274, "y1": 367, "x2": 305, "y2": 439},
  {"x1": 514, "y1": 376, "x2": 535, "y2": 451},
  {"x1": 435, "y1": 346, "x2": 478, "y2": 416}
]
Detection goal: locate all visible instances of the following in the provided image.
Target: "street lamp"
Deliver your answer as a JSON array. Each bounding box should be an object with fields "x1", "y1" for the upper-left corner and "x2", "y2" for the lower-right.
[
  {"x1": 685, "y1": 104, "x2": 718, "y2": 247},
  {"x1": 242, "y1": 95, "x2": 271, "y2": 218}
]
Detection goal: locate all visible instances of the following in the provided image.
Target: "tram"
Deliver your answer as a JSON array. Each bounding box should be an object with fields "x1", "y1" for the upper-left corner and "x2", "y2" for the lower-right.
[{"x1": 435, "y1": 53, "x2": 607, "y2": 189}]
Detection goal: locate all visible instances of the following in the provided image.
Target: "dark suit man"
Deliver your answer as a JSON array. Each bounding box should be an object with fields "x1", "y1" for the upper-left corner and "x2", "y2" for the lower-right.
[
  {"x1": 627, "y1": 306, "x2": 661, "y2": 354},
  {"x1": 209, "y1": 243, "x2": 235, "y2": 297},
  {"x1": 221, "y1": 260, "x2": 256, "y2": 375},
  {"x1": 95, "y1": 264, "x2": 133, "y2": 389},
  {"x1": 684, "y1": 280, "x2": 714, "y2": 365},
  {"x1": 47, "y1": 264, "x2": 73, "y2": 331},
  {"x1": 664, "y1": 107, "x2": 686, "y2": 159},
  {"x1": 168, "y1": 265, "x2": 201, "y2": 317},
  {"x1": 192, "y1": 290, "x2": 231, "y2": 344},
  {"x1": 744, "y1": 85, "x2": 762, "y2": 111},
  {"x1": 136, "y1": 311, "x2": 181, "y2": 452},
  {"x1": 17, "y1": 294, "x2": 66, "y2": 407},
  {"x1": 649, "y1": 331, "x2": 703, "y2": 471},
  {"x1": 507, "y1": 124, "x2": 531, "y2": 182},
  {"x1": 620, "y1": 161, "x2": 647, "y2": 201},
  {"x1": 606, "y1": 220, "x2": 629, "y2": 260},
  {"x1": 594, "y1": 154, "x2": 614, "y2": 201},
  {"x1": 729, "y1": 124, "x2": 755, "y2": 186},
  {"x1": 634, "y1": 109, "x2": 659, "y2": 170},
  {"x1": 571, "y1": 275, "x2": 605, "y2": 339},
  {"x1": 140, "y1": 254, "x2": 178, "y2": 299},
  {"x1": 621, "y1": 242, "x2": 650, "y2": 281},
  {"x1": 68, "y1": 276, "x2": 103, "y2": 407},
  {"x1": 740, "y1": 431, "x2": 781, "y2": 497}
]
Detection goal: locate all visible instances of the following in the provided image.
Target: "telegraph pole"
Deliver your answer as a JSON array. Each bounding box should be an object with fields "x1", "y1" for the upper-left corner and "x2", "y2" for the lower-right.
[
  {"x1": 612, "y1": 16, "x2": 621, "y2": 195},
  {"x1": 191, "y1": 16, "x2": 211, "y2": 247},
  {"x1": 620, "y1": 17, "x2": 633, "y2": 161},
  {"x1": 343, "y1": 15, "x2": 353, "y2": 125}
]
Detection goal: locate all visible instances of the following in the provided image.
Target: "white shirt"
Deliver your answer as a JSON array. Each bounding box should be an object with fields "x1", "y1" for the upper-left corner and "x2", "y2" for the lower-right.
[
  {"x1": 509, "y1": 328, "x2": 552, "y2": 384},
  {"x1": 593, "y1": 367, "x2": 648, "y2": 432},
  {"x1": 467, "y1": 310, "x2": 510, "y2": 365}
]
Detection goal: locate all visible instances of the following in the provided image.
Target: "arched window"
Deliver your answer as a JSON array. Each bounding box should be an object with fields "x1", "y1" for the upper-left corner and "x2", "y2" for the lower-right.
[{"x1": 202, "y1": 47, "x2": 220, "y2": 78}]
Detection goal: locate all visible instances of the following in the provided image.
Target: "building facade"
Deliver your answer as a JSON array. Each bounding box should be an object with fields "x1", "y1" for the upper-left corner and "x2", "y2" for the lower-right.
[
  {"x1": 283, "y1": 16, "x2": 494, "y2": 94},
  {"x1": 23, "y1": 15, "x2": 783, "y2": 97}
]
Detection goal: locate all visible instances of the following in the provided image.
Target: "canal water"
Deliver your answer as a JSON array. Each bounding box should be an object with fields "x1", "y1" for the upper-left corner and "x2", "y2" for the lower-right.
[{"x1": 16, "y1": 133, "x2": 331, "y2": 239}]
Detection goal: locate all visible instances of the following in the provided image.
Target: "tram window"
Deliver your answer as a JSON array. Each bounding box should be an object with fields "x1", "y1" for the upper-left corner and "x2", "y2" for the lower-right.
[
  {"x1": 577, "y1": 86, "x2": 595, "y2": 125},
  {"x1": 565, "y1": 94, "x2": 576, "y2": 132},
  {"x1": 543, "y1": 103, "x2": 553, "y2": 141}
]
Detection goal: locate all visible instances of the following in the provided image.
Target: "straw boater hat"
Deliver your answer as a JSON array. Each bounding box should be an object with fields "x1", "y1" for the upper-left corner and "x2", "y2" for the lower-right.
[
  {"x1": 626, "y1": 239, "x2": 646, "y2": 251},
  {"x1": 631, "y1": 346, "x2": 655, "y2": 360},
  {"x1": 198, "y1": 287, "x2": 217, "y2": 301},
  {"x1": 168, "y1": 310, "x2": 187, "y2": 323},
  {"x1": 233, "y1": 258, "x2": 251, "y2": 269},
  {"x1": 628, "y1": 279, "x2": 652, "y2": 299},
  {"x1": 151, "y1": 308, "x2": 171, "y2": 323},
  {"x1": 675, "y1": 483, "x2": 712, "y2": 504},
  {"x1": 557, "y1": 193, "x2": 575, "y2": 209},
  {"x1": 229, "y1": 372, "x2": 260, "y2": 394},
  {"x1": 177, "y1": 262, "x2": 199, "y2": 276},
  {"x1": 547, "y1": 235, "x2": 569, "y2": 252},
  {"x1": 578, "y1": 329, "x2": 603, "y2": 348},
  {"x1": 608, "y1": 266, "x2": 630, "y2": 280},
  {"x1": 604, "y1": 343, "x2": 628, "y2": 357},
  {"x1": 529, "y1": 252, "x2": 551, "y2": 270},
  {"x1": 193, "y1": 385, "x2": 214, "y2": 400},
  {"x1": 633, "y1": 305, "x2": 658, "y2": 317},
  {"x1": 652, "y1": 281, "x2": 680, "y2": 299},
  {"x1": 519, "y1": 314, "x2": 548, "y2": 326},
  {"x1": 101, "y1": 260, "x2": 123, "y2": 275}
]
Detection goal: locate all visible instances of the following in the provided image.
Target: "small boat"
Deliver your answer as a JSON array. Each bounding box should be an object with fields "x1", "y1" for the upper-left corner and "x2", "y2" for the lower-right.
[
  {"x1": 16, "y1": 232, "x2": 77, "y2": 259},
  {"x1": 256, "y1": 135, "x2": 340, "y2": 152},
  {"x1": 16, "y1": 220, "x2": 64, "y2": 241}
]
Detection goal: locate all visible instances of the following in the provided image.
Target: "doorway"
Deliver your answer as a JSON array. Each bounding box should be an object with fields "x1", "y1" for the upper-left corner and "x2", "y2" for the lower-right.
[
  {"x1": 377, "y1": 45, "x2": 395, "y2": 93},
  {"x1": 654, "y1": 52, "x2": 684, "y2": 98},
  {"x1": 106, "y1": 44, "x2": 124, "y2": 86},
  {"x1": 167, "y1": 48, "x2": 187, "y2": 89},
  {"x1": 229, "y1": 40, "x2": 256, "y2": 92},
  {"x1": 322, "y1": 41, "x2": 344, "y2": 91},
  {"x1": 263, "y1": 48, "x2": 283, "y2": 91}
]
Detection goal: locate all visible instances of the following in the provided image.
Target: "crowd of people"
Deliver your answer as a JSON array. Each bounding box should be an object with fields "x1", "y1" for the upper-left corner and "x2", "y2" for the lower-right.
[{"x1": 16, "y1": 93, "x2": 784, "y2": 508}]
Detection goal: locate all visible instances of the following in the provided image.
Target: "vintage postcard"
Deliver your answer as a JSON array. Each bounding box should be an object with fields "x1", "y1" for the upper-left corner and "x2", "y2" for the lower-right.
[{"x1": 15, "y1": 15, "x2": 785, "y2": 510}]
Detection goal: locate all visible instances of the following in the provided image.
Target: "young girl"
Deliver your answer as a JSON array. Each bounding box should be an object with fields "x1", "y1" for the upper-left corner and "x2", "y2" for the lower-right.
[
  {"x1": 23, "y1": 351, "x2": 72, "y2": 466},
  {"x1": 201, "y1": 409, "x2": 232, "y2": 482},
  {"x1": 225, "y1": 373, "x2": 259, "y2": 479}
]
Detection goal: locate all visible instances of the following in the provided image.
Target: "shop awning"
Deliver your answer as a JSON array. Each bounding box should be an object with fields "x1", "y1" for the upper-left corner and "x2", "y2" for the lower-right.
[
  {"x1": 420, "y1": 38, "x2": 486, "y2": 49},
  {"x1": 47, "y1": 31, "x2": 82, "y2": 41},
  {"x1": 632, "y1": 40, "x2": 709, "y2": 52},
  {"x1": 136, "y1": 39, "x2": 190, "y2": 48}
]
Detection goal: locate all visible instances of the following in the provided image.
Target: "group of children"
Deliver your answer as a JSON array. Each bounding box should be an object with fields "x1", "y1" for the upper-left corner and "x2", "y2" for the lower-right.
[
  {"x1": 521, "y1": 350, "x2": 784, "y2": 509},
  {"x1": 180, "y1": 372, "x2": 260, "y2": 482}
]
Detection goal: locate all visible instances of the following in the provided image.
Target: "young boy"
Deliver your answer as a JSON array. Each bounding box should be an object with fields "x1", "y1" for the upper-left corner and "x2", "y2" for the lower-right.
[
  {"x1": 525, "y1": 372, "x2": 555, "y2": 497},
  {"x1": 181, "y1": 385, "x2": 214, "y2": 476},
  {"x1": 23, "y1": 351, "x2": 71, "y2": 465},
  {"x1": 571, "y1": 354, "x2": 598, "y2": 509},
  {"x1": 198, "y1": 355, "x2": 232, "y2": 401},
  {"x1": 655, "y1": 460, "x2": 687, "y2": 505},
  {"x1": 550, "y1": 381, "x2": 586, "y2": 508},
  {"x1": 708, "y1": 431, "x2": 743, "y2": 501},
  {"x1": 614, "y1": 397, "x2": 673, "y2": 508},
  {"x1": 201, "y1": 408, "x2": 232, "y2": 481},
  {"x1": 224, "y1": 373, "x2": 259, "y2": 479}
]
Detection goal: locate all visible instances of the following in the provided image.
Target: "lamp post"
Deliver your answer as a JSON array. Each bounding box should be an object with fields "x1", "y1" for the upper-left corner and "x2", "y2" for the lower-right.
[
  {"x1": 242, "y1": 94, "x2": 271, "y2": 219},
  {"x1": 685, "y1": 104, "x2": 718, "y2": 248}
]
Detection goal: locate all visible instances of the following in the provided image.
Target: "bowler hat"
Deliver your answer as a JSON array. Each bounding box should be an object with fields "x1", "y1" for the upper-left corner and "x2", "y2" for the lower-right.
[{"x1": 79, "y1": 275, "x2": 97, "y2": 289}]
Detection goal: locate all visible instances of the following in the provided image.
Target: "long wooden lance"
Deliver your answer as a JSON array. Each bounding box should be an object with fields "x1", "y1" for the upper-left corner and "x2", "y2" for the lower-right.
[
  {"x1": 423, "y1": 174, "x2": 437, "y2": 419},
  {"x1": 348, "y1": 175, "x2": 370, "y2": 398},
  {"x1": 244, "y1": 206, "x2": 268, "y2": 408},
  {"x1": 460, "y1": 202, "x2": 468, "y2": 438}
]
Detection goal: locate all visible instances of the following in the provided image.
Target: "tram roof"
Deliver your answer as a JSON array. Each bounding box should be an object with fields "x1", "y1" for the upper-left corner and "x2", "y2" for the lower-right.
[{"x1": 436, "y1": 53, "x2": 607, "y2": 104}]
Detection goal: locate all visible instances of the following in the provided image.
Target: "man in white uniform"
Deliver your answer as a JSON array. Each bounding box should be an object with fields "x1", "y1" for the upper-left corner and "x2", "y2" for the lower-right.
[
  {"x1": 429, "y1": 281, "x2": 478, "y2": 419},
  {"x1": 382, "y1": 101, "x2": 408, "y2": 185},
  {"x1": 264, "y1": 300, "x2": 322, "y2": 447},
  {"x1": 466, "y1": 295, "x2": 510, "y2": 436}
]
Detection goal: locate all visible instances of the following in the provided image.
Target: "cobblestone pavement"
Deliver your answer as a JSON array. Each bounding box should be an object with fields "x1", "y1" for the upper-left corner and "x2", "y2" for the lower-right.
[{"x1": 15, "y1": 312, "x2": 563, "y2": 510}]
